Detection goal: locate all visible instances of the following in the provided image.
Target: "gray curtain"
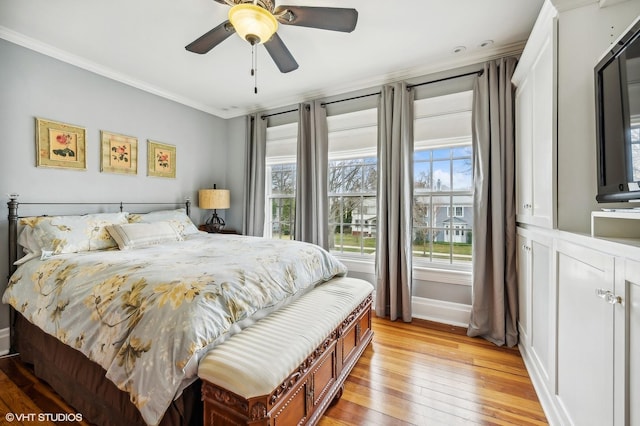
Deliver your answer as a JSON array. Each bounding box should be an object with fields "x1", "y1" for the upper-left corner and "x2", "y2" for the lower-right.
[
  {"x1": 242, "y1": 113, "x2": 267, "y2": 237},
  {"x1": 295, "y1": 101, "x2": 329, "y2": 249},
  {"x1": 375, "y1": 82, "x2": 414, "y2": 322},
  {"x1": 467, "y1": 57, "x2": 518, "y2": 347}
]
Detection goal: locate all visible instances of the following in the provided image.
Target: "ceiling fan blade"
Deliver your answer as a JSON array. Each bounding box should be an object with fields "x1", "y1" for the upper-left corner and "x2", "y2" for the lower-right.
[
  {"x1": 185, "y1": 21, "x2": 235, "y2": 54},
  {"x1": 274, "y1": 6, "x2": 358, "y2": 33},
  {"x1": 264, "y1": 33, "x2": 299, "y2": 73}
]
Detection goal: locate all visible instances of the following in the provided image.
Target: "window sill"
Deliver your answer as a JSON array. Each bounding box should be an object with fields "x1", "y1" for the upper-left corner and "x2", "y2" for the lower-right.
[
  {"x1": 333, "y1": 254, "x2": 472, "y2": 286},
  {"x1": 413, "y1": 266, "x2": 471, "y2": 286}
]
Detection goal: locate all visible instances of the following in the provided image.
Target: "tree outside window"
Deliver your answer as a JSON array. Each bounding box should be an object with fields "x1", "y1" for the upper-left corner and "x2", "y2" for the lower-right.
[
  {"x1": 328, "y1": 157, "x2": 377, "y2": 255},
  {"x1": 267, "y1": 163, "x2": 296, "y2": 240}
]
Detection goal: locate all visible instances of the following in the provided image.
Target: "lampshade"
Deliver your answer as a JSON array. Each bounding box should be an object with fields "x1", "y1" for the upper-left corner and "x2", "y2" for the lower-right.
[
  {"x1": 199, "y1": 189, "x2": 230, "y2": 210},
  {"x1": 228, "y1": 3, "x2": 278, "y2": 45}
]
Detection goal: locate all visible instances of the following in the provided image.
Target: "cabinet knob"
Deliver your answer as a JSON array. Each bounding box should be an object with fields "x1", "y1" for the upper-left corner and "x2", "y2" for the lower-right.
[
  {"x1": 522, "y1": 203, "x2": 532, "y2": 209},
  {"x1": 595, "y1": 288, "x2": 622, "y2": 305}
]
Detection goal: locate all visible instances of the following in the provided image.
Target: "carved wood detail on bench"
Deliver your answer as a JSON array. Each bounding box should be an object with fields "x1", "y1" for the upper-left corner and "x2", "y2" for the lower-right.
[{"x1": 201, "y1": 294, "x2": 373, "y2": 426}]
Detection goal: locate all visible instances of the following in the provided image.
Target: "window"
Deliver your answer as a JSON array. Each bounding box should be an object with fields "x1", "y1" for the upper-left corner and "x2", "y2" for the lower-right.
[
  {"x1": 265, "y1": 122, "x2": 297, "y2": 240},
  {"x1": 329, "y1": 157, "x2": 377, "y2": 255},
  {"x1": 268, "y1": 163, "x2": 296, "y2": 240},
  {"x1": 413, "y1": 91, "x2": 473, "y2": 266},
  {"x1": 447, "y1": 206, "x2": 464, "y2": 217},
  {"x1": 262, "y1": 88, "x2": 473, "y2": 270},
  {"x1": 631, "y1": 125, "x2": 640, "y2": 182},
  {"x1": 327, "y1": 108, "x2": 377, "y2": 256}
]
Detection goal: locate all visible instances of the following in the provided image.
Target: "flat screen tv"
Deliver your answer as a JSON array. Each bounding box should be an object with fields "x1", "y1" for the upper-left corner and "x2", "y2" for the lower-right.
[{"x1": 595, "y1": 17, "x2": 640, "y2": 203}]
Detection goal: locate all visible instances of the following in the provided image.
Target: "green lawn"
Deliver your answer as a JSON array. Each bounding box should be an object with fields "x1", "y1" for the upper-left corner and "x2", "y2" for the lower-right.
[
  {"x1": 331, "y1": 233, "x2": 471, "y2": 260},
  {"x1": 276, "y1": 232, "x2": 471, "y2": 260}
]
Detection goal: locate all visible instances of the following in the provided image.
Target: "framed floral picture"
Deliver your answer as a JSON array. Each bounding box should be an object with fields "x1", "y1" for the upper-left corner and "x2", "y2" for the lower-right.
[
  {"x1": 147, "y1": 140, "x2": 176, "y2": 178},
  {"x1": 35, "y1": 118, "x2": 86, "y2": 170},
  {"x1": 100, "y1": 131, "x2": 138, "y2": 175}
]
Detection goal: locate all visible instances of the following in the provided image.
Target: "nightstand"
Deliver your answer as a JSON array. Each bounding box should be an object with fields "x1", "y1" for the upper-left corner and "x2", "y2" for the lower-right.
[{"x1": 198, "y1": 224, "x2": 240, "y2": 234}]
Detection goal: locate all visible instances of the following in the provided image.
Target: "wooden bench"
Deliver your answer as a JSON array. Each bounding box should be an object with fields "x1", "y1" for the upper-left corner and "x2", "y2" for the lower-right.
[{"x1": 198, "y1": 277, "x2": 374, "y2": 426}]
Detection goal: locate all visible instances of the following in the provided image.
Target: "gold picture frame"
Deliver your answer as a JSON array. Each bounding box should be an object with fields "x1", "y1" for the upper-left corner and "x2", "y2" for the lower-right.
[
  {"x1": 36, "y1": 117, "x2": 86, "y2": 170},
  {"x1": 147, "y1": 140, "x2": 176, "y2": 178},
  {"x1": 100, "y1": 131, "x2": 138, "y2": 175}
]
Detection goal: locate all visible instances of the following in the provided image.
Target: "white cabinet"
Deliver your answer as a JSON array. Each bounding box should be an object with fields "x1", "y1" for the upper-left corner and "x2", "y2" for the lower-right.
[
  {"x1": 517, "y1": 228, "x2": 554, "y2": 388},
  {"x1": 621, "y1": 259, "x2": 640, "y2": 426},
  {"x1": 517, "y1": 232, "x2": 531, "y2": 342},
  {"x1": 512, "y1": 1, "x2": 557, "y2": 229},
  {"x1": 555, "y1": 240, "x2": 617, "y2": 426},
  {"x1": 517, "y1": 230, "x2": 640, "y2": 426}
]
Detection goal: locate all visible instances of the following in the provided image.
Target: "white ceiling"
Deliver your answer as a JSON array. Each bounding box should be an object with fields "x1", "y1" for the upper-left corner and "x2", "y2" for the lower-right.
[{"x1": 0, "y1": 0, "x2": 544, "y2": 119}]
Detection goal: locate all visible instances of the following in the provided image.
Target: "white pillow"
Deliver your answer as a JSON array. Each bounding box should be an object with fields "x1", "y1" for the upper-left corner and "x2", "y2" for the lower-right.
[
  {"x1": 17, "y1": 212, "x2": 129, "y2": 261},
  {"x1": 127, "y1": 208, "x2": 199, "y2": 236},
  {"x1": 106, "y1": 221, "x2": 183, "y2": 250},
  {"x1": 15, "y1": 225, "x2": 44, "y2": 265}
]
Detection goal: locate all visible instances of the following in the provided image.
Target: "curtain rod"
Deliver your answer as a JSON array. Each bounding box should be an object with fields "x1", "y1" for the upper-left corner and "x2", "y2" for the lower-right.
[
  {"x1": 261, "y1": 108, "x2": 298, "y2": 120},
  {"x1": 260, "y1": 103, "x2": 312, "y2": 119},
  {"x1": 262, "y1": 69, "x2": 484, "y2": 115},
  {"x1": 321, "y1": 69, "x2": 484, "y2": 107},
  {"x1": 321, "y1": 91, "x2": 381, "y2": 107},
  {"x1": 407, "y1": 69, "x2": 483, "y2": 89}
]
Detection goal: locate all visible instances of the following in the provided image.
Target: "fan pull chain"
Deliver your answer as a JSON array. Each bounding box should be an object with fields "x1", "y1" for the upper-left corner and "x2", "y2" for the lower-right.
[{"x1": 250, "y1": 44, "x2": 258, "y2": 94}]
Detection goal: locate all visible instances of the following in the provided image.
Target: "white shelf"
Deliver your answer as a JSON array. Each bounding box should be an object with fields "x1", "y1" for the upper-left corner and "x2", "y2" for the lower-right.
[{"x1": 591, "y1": 210, "x2": 640, "y2": 238}]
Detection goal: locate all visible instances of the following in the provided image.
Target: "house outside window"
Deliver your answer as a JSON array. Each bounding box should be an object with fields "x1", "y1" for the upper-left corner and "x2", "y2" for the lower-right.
[
  {"x1": 263, "y1": 90, "x2": 473, "y2": 270},
  {"x1": 327, "y1": 108, "x2": 377, "y2": 256},
  {"x1": 329, "y1": 157, "x2": 377, "y2": 255},
  {"x1": 412, "y1": 90, "x2": 474, "y2": 267}
]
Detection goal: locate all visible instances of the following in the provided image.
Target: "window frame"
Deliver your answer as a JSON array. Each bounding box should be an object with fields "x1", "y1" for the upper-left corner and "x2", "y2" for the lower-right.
[
  {"x1": 412, "y1": 89, "x2": 474, "y2": 272},
  {"x1": 328, "y1": 157, "x2": 378, "y2": 257}
]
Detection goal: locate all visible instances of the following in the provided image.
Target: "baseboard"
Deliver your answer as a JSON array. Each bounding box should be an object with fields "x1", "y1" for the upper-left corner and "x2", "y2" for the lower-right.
[
  {"x1": 518, "y1": 342, "x2": 563, "y2": 426},
  {"x1": 0, "y1": 327, "x2": 10, "y2": 356},
  {"x1": 411, "y1": 296, "x2": 471, "y2": 327}
]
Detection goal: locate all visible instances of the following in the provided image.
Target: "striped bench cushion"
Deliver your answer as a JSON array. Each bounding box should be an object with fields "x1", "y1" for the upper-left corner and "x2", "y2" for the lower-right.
[{"x1": 198, "y1": 277, "x2": 373, "y2": 398}]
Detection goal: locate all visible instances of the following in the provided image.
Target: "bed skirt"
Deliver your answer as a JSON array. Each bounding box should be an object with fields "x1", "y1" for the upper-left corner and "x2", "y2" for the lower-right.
[{"x1": 14, "y1": 314, "x2": 202, "y2": 426}]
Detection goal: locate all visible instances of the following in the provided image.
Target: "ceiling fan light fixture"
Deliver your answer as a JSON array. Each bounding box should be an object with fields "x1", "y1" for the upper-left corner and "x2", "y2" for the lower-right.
[{"x1": 229, "y1": 3, "x2": 278, "y2": 45}]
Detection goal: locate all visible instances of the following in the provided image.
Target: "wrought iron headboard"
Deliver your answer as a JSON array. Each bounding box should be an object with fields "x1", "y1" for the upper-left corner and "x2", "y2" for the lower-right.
[{"x1": 7, "y1": 195, "x2": 191, "y2": 278}]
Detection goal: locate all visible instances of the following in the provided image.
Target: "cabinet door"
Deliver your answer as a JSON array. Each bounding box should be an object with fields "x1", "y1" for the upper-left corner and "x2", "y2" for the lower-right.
[
  {"x1": 556, "y1": 240, "x2": 616, "y2": 426},
  {"x1": 621, "y1": 260, "x2": 640, "y2": 426},
  {"x1": 513, "y1": 11, "x2": 557, "y2": 229},
  {"x1": 515, "y1": 81, "x2": 533, "y2": 223},
  {"x1": 529, "y1": 236, "x2": 552, "y2": 384},
  {"x1": 530, "y1": 28, "x2": 555, "y2": 229},
  {"x1": 516, "y1": 228, "x2": 553, "y2": 387},
  {"x1": 516, "y1": 231, "x2": 532, "y2": 343}
]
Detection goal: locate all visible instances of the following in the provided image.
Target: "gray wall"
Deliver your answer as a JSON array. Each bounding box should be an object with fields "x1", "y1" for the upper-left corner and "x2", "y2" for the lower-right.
[
  {"x1": 224, "y1": 116, "x2": 248, "y2": 232},
  {"x1": 556, "y1": 1, "x2": 640, "y2": 232},
  {"x1": 0, "y1": 39, "x2": 230, "y2": 329}
]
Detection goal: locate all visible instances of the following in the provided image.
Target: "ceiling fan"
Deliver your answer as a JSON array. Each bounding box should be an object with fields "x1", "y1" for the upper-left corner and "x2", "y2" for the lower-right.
[{"x1": 185, "y1": 0, "x2": 358, "y2": 73}]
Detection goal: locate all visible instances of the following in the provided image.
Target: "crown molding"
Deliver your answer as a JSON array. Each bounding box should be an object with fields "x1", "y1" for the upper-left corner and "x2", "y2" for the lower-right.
[
  {"x1": 550, "y1": 0, "x2": 595, "y2": 11},
  {"x1": 0, "y1": 26, "x2": 229, "y2": 118},
  {"x1": 1, "y1": 25, "x2": 526, "y2": 121},
  {"x1": 550, "y1": 0, "x2": 630, "y2": 11},
  {"x1": 599, "y1": 0, "x2": 631, "y2": 6},
  {"x1": 239, "y1": 41, "x2": 527, "y2": 119}
]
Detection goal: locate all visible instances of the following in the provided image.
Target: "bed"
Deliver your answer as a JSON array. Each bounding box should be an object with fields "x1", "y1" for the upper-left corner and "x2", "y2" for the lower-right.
[{"x1": 3, "y1": 197, "x2": 373, "y2": 426}]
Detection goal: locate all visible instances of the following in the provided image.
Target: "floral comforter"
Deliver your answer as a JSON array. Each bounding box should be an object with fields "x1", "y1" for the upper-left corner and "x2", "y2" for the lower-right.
[{"x1": 3, "y1": 233, "x2": 347, "y2": 425}]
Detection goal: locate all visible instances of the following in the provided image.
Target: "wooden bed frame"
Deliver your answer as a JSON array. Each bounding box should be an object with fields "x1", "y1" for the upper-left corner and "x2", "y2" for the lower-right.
[{"x1": 5, "y1": 196, "x2": 374, "y2": 426}]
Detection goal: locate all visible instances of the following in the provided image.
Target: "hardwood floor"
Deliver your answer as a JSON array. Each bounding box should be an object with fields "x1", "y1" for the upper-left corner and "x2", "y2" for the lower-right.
[
  {"x1": 0, "y1": 356, "x2": 91, "y2": 426},
  {"x1": 321, "y1": 317, "x2": 547, "y2": 425},
  {"x1": 0, "y1": 316, "x2": 547, "y2": 426}
]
